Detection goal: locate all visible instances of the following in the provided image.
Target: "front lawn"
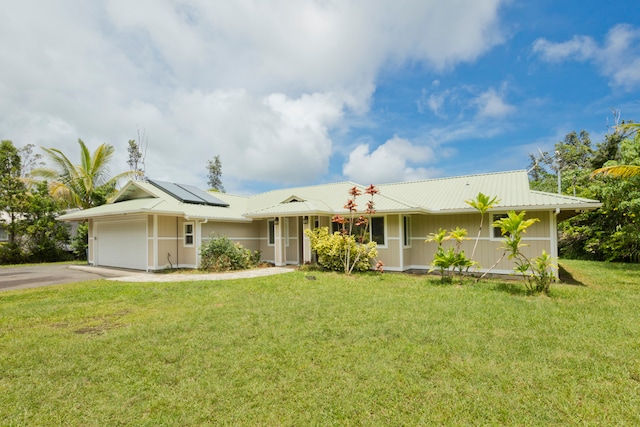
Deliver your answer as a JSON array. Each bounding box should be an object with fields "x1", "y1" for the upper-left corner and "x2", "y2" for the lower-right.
[{"x1": 1, "y1": 260, "x2": 639, "y2": 425}]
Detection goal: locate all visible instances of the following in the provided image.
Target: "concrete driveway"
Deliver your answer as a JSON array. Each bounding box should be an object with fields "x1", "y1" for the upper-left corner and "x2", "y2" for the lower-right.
[{"x1": 0, "y1": 264, "x2": 296, "y2": 292}]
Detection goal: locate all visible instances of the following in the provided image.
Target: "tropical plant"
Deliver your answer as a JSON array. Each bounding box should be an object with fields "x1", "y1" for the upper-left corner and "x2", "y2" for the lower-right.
[
  {"x1": 312, "y1": 184, "x2": 380, "y2": 274},
  {"x1": 465, "y1": 192, "x2": 500, "y2": 260},
  {"x1": 591, "y1": 165, "x2": 640, "y2": 179},
  {"x1": 33, "y1": 139, "x2": 136, "y2": 209},
  {"x1": 426, "y1": 227, "x2": 474, "y2": 283},
  {"x1": 305, "y1": 226, "x2": 378, "y2": 273},
  {"x1": 479, "y1": 210, "x2": 555, "y2": 294}
]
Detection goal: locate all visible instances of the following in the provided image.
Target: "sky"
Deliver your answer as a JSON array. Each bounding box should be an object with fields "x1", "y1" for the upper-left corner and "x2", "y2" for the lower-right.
[{"x1": 2, "y1": 0, "x2": 640, "y2": 195}]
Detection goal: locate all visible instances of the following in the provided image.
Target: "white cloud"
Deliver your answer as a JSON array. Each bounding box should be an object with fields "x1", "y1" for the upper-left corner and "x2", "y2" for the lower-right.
[
  {"x1": 0, "y1": 0, "x2": 508, "y2": 191},
  {"x1": 531, "y1": 36, "x2": 597, "y2": 62},
  {"x1": 342, "y1": 136, "x2": 436, "y2": 184},
  {"x1": 418, "y1": 84, "x2": 514, "y2": 119},
  {"x1": 532, "y1": 24, "x2": 640, "y2": 90},
  {"x1": 474, "y1": 87, "x2": 515, "y2": 118}
]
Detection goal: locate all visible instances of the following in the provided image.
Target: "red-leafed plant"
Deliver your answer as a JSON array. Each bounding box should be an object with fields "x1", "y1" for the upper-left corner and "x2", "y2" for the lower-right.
[{"x1": 306, "y1": 184, "x2": 382, "y2": 274}]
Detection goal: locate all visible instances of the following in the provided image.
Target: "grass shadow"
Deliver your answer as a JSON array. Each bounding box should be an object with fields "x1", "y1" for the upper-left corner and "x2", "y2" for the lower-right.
[
  {"x1": 489, "y1": 281, "x2": 529, "y2": 296},
  {"x1": 558, "y1": 264, "x2": 586, "y2": 286}
]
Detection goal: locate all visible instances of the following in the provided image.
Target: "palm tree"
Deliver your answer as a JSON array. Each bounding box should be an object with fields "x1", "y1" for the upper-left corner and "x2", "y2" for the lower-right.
[
  {"x1": 33, "y1": 139, "x2": 136, "y2": 209},
  {"x1": 591, "y1": 123, "x2": 640, "y2": 179}
]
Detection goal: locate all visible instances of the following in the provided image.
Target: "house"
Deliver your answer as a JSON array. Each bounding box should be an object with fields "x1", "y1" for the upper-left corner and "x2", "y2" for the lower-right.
[{"x1": 57, "y1": 170, "x2": 601, "y2": 274}]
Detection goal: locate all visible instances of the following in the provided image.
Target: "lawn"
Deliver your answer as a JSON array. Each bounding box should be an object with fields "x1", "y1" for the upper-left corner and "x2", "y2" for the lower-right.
[{"x1": 1, "y1": 260, "x2": 639, "y2": 425}]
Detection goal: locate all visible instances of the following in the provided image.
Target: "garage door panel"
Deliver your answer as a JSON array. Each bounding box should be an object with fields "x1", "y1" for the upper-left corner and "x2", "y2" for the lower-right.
[{"x1": 97, "y1": 220, "x2": 147, "y2": 270}]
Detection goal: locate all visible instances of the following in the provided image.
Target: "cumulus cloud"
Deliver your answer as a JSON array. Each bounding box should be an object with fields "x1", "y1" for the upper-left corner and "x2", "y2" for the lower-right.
[
  {"x1": 342, "y1": 136, "x2": 436, "y2": 184},
  {"x1": 0, "y1": 0, "x2": 508, "y2": 192},
  {"x1": 532, "y1": 24, "x2": 640, "y2": 90}
]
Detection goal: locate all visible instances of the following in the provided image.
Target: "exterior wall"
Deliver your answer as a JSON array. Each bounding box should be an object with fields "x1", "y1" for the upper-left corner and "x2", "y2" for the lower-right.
[
  {"x1": 257, "y1": 219, "x2": 275, "y2": 263},
  {"x1": 377, "y1": 215, "x2": 399, "y2": 269},
  {"x1": 149, "y1": 215, "x2": 197, "y2": 270},
  {"x1": 201, "y1": 221, "x2": 262, "y2": 252},
  {"x1": 86, "y1": 208, "x2": 556, "y2": 275},
  {"x1": 404, "y1": 210, "x2": 555, "y2": 274}
]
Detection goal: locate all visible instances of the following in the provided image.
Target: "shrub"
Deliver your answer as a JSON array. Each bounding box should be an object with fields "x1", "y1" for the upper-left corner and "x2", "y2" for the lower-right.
[
  {"x1": 481, "y1": 210, "x2": 556, "y2": 294},
  {"x1": 200, "y1": 235, "x2": 261, "y2": 272},
  {"x1": 305, "y1": 226, "x2": 378, "y2": 273},
  {"x1": 71, "y1": 222, "x2": 89, "y2": 260},
  {"x1": 426, "y1": 227, "x2": 475, "y2": 283}
]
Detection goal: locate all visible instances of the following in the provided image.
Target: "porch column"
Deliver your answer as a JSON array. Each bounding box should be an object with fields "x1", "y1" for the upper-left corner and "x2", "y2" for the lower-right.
[{"x1": 152, "y1": 214, "x2": 158, "y2": 271}]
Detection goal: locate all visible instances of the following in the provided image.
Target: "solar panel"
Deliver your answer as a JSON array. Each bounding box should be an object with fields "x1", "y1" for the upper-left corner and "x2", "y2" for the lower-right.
[{"x1": 147, "y1": 179, "x2": 229, "y2": 207}]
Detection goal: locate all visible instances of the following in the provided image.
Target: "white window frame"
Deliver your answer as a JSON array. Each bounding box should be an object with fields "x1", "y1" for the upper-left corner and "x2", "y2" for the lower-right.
[{"x1": 184, "y1": 222, "x2": 194, "y2": 247}]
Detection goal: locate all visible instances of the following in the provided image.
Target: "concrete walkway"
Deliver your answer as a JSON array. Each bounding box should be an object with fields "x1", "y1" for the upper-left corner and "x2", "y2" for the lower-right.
[{"x1": 70, "y1": 265, "x2": 297, "y2": 282}]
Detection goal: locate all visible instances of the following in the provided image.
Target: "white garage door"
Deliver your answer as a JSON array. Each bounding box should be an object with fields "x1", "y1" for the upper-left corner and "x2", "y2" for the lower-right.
[{"x1": 96, "y1": 220, "x2": 147, "y2": 270}]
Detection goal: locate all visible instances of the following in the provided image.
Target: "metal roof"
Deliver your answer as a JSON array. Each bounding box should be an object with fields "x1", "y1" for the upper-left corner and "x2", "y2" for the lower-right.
[
  {"x1": 378, "y1": 170, "x2": 601, "y2": 213},
  {"x1": 58, "y1": 170, "x2": 601, "y2": 222}
]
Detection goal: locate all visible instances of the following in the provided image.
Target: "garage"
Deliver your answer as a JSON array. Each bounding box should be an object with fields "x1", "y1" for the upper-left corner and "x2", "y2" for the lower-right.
[{"x1": 96, "y1": 220, "x2": 147, "y2": 270}]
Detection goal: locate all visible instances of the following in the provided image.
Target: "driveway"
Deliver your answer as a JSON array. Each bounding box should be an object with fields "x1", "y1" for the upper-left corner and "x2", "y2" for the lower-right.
[
  {"x1": 0, "y1": 264, "x2": 297, "y2": 292},
  {"x1": 0, "y1": 264, "x2": 133, "y2": 292}
]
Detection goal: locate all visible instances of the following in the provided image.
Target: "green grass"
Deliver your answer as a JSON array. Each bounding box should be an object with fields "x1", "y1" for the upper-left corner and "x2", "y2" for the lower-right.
[{"x1": 1, "y1": 260, "x2": 640, "y2": 425}]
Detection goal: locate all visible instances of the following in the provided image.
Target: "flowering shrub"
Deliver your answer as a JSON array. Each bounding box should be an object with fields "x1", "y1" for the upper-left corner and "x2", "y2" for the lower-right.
[
  {"x1": 304, "y1": 184, "x2": 381, "y2": 274},
  {"x1": 305, "y1": 226, "x2": 377, "y2": 272}
]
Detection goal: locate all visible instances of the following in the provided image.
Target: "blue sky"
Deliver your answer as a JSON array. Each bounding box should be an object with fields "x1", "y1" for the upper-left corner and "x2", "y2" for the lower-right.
[{"x1": 1, "y1": 1, "x2": 639, "y2": 194}]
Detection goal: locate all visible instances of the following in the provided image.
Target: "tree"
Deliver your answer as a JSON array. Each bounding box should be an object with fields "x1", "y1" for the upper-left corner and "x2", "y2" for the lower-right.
[
  {"x1": 559, "y1": 124, "x2": 640, "y2": 262},
  {"x1": 18, "y1": 181, "x2": 70, "y2": 262},
  {"x1": 591, "y1": 126, "x2": 640, "y2": 179},
  {"x1": 529, "y1": 130, "x2": 593, "y2": 195},
  {"x1": 18, "y1": 143, "x2": 44, "y2": 177},
  {"x1": 0, "y1": 141, "x2": 28, "y2": 260},
  {"x1": 465, "y1": 192, "x2": 500, "y2": 261},
  {"x1": 1, "y1": 142, "x2": 70, "y2": 264},
  {"x1": 206, "y1": 155, "x2": 224, "y2": 192},
  {"x1": 33, "y1": 139, "x2": 135, "y2": 209},
  {"x1": 127, "y1": 128, "x2": 147, "y2": 180}
]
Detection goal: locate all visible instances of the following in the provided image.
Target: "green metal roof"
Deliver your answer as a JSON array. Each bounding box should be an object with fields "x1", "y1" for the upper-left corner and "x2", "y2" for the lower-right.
[{"x1": 58, "y1": 170, "x2": 601, "y2": 222}]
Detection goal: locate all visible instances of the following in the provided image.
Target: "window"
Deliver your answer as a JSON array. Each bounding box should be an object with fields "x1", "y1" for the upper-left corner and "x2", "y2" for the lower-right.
[
  {"x1": 0, "y1": 226, "x2": 7, "y2": 242},
  {"x1": 492, "y1": 214, "x2": 509, "y2": 238},
  {"x1": 184, "y1": 222, "x2": 194, "y2": 246},
  {"x1": 268, "y1": 219, "x2": 275, "y2": 246},
  {"x1": 331, "y1": 216, "x2": 385, "y2": 245},
  {"x1": 403, "y1": 216, "x2": 411, "y2": 247}
]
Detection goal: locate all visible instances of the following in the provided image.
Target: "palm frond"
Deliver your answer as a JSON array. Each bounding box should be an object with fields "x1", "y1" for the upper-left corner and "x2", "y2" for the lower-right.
[{"x1": 591, "y1": 165, "x2": 640, "y2": 179}]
